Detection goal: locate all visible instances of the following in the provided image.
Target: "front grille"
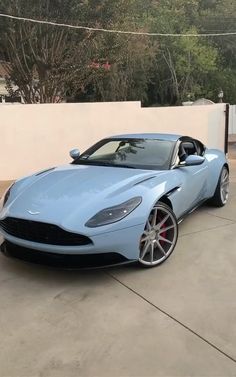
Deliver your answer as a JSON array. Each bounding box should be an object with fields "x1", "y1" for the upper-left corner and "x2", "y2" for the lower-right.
[{"x1": 0, "y1": 217, "x2": 92, "y2": 246}]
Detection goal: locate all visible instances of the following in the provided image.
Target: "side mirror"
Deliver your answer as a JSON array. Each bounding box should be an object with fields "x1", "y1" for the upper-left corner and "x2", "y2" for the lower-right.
[
  {"x1": 70, "y1": 149, "x2": 80, "y2": 160},
  {"x1": 184, "y1": 155, "x2": 205, "y2": 166}
]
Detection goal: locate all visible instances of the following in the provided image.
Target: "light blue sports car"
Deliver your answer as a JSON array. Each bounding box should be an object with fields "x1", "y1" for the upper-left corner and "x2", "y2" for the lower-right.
[{"x1": 0, "y1": 133, "x2": 229, "y2": 268}]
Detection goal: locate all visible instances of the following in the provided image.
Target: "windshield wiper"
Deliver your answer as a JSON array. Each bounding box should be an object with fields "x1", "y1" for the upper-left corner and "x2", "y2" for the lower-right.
[
  {"x1": 76, "y1": 160, "x2": 114, "y2": 167},
  {"x1": 113, "y1": 164, "x2": 137, "y2": 169},
  {"x1": 74, "y1": 160, "x2": 137, "y2": 169}
]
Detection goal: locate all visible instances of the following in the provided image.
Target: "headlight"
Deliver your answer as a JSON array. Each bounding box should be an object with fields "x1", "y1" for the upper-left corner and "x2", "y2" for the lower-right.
[{"x1": 85, "y1": 197, "x2": 142, "y2": 228}]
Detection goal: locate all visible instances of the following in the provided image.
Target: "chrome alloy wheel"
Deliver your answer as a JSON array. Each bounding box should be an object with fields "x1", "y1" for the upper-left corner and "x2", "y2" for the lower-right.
[
  {"x1": 139, "y1": 203, "x2": 178, "y2": 267},
  {"x1": 220, "y1": 168, "x2": 229, "y2": 205}
]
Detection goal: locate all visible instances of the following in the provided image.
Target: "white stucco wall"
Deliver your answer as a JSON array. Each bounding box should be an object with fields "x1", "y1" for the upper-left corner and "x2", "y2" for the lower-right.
[{"x1": 0, "y1": 101, "x2": 227, "y2": 180}]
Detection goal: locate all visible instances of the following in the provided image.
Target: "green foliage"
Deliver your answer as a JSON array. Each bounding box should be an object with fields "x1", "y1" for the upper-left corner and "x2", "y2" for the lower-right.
[
  {"x1": 152, "y1": 32, "x2": 218, "y2": 105},
  {"x1": 0, "y1": 0, "x2": 236, "y2": 104}
]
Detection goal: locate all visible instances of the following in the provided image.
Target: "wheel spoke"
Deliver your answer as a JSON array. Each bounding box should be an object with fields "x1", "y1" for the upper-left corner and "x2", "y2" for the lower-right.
[
  {"x1": 141, "y1": 231, "x2": 149, "y2": 243},
  {"x1": 159, "y1": 224, "x2": 175, "y2": 233},
  {"x1": 223, "y1": 190, "x2": 228, "y2": 201},
  {"x1": 159, "y1": 235, "x2": 174, "y2": 245},
  {"x1": 222, "y1": 181, "x2": 229, "y2": 188},
  {"x1": 140, "y1": 242, "x2": 151, "y2": 260},
  {"x1": 150, "y1": 243, "x2": 154, "y2": 264},
  {"x1": 156, "y1": 240, "x2": 166, "y2": 256},
  {"x1": 151, "y1": 208, "x2": 157, "y2": 227},
  {"x1": 146, "y1": 221, "x2": 152, "y2": 231},
  {"x1": 154, "y1": 214, "x2": 169, "y2": 230}
]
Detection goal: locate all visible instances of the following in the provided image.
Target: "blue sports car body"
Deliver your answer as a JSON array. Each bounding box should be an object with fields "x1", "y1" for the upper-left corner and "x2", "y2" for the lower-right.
[{"x1": 0, "y1": 133, "x2": 229, "y2": 268}]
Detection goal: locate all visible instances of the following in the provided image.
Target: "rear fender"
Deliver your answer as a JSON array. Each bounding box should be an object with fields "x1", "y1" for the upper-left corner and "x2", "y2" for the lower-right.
[{"x1": 205, "y1": 149, "x2": 228, "y2": 197}]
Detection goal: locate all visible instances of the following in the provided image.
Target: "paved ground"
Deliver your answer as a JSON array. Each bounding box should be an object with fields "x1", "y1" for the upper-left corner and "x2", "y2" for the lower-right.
[{"x1": 0, "y1": 146, "x2": 236, "y2": 377}]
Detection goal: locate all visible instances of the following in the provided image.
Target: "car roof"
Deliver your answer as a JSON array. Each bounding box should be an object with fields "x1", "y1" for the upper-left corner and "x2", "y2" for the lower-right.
[{"x1": 110, "y1": 133, "x2": 182, "y2": 141}]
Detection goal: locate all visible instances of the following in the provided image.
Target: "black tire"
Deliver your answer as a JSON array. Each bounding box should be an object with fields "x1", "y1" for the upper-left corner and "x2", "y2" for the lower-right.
[
  {"x1": 138, "y1": 202, "x2": 178, "y2": 268},
  {"x1": 209, "y1": 166, "x2": 229, "y2": 207}
]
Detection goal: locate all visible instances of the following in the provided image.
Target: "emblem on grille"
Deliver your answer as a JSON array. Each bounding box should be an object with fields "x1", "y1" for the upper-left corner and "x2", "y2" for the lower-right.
[{"x1": 28, "y1": 210, "x2": 40, "y2": 215}]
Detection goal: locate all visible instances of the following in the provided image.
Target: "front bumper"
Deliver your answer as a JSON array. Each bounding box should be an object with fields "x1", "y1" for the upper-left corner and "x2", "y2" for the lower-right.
[{"x1": 0, "y1": 223, "x2": 144, "y2": 268}]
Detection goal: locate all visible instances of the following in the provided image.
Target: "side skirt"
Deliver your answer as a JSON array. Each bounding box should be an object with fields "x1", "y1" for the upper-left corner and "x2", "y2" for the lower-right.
[{"x1": 177, "y1": 199, "x2": 208, "y2": 224}]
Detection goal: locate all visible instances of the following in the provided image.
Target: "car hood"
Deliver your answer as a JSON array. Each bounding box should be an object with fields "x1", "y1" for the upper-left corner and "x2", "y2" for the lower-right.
[{"x1": 2, "y1": 164, "x2": 166, "y2": 232}]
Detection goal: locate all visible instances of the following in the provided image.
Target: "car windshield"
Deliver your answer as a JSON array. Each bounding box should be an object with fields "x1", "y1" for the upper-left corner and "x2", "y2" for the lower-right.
[{"x1": 73, "y1": 138, "x2": 175, "y2": 170}]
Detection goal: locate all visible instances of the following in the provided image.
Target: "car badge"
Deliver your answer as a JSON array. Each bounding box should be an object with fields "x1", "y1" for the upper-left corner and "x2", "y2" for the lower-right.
[{"x1": 28, "y1": 210, "x2": 40, "y2": 215}]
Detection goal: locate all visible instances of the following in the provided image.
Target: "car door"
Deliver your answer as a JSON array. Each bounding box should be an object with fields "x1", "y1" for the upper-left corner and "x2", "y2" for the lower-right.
[{"x1": 174, "y1": 139, "x2": 209, "y2": 217}]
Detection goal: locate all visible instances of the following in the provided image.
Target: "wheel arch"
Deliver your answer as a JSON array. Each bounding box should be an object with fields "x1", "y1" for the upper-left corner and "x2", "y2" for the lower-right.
[
  {"x1": 156, "y1": 195, "x2": 173, "y2": 210},
  {"x1": 224, "y1": 162, "x2": 229, "y2": 172}
]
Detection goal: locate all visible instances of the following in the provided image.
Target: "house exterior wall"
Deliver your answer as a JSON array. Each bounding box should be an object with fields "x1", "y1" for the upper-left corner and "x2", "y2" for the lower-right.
[{"x1": 0, "y1": 101, "x2": 227, "y2": 180}]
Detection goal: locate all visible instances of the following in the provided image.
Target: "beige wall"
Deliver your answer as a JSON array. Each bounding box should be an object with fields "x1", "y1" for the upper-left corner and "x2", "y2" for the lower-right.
[{"x1": 0, "y1": 101, "x2": 226, "y2": 180}]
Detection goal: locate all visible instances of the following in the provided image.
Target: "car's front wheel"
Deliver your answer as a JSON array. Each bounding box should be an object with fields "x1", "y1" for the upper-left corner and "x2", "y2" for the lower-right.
[{"x1": 139, "y1": 202, "x2": 178, "y2": 267}]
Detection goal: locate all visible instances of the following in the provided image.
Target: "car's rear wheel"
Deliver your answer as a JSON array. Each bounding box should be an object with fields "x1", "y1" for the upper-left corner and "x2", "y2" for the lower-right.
[
  {"x1": 210, "y1": 166, "x2": 229, "y2": 207},
  {"x1": 139, "y1": 202, "x2": 178, "y2": 267}
]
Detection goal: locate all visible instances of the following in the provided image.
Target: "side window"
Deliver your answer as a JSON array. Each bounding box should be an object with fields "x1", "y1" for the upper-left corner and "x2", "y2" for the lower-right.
[
  {"x1": 194, "y1": 140, "x2": 206, "y2": 156},
  {"x1": 177, "y1": 138, "x2": 206, "y2": 164},
  {"x1": 183, "y1": 141, "x2": 197, "y2": 156},
  {"x1": 178, "y1": 140, "x2": 197, "y2": 162}
]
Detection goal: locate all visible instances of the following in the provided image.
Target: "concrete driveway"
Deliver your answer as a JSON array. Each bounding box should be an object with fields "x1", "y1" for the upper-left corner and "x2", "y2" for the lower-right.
[{"x1": 0, "y1": 152, "x2": 236, "y2": 376}]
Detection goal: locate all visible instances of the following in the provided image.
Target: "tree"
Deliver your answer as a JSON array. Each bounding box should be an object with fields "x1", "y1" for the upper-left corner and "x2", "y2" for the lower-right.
[
  {"x1": 0, "y1": 0, "x2": 94, "y2": 103},
  {"x1": 145, "y1": 0, "x2": 220, "y2": 105},
  {"x1": 67, "y1": 0, "x2": 157, "y2": 103},
  {"x1": 0, "y1": 0, "x2": 157, "y2": 103},
  {"x1": 197, "y1": 0, "x2": 236, "y2": 103},
  {"x1": 1, "y1": 0, "x2": 236, "y2": 105}
]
